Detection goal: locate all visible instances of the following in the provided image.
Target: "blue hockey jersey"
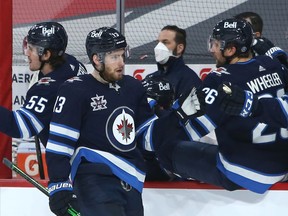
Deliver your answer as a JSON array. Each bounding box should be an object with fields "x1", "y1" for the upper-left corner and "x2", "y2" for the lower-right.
[
  {"x1": 253, "y1": 93, "x2": 288, "y2": 128},
  {"x1": 0, "y1": 54, "x2": 86, "y2": 146},
  {"x1": 152, "y1": 56, "x2": 202, "y2": 99},
  {"x1": 46, "y1": 74, "x2": 158, "y2": 192},
  {"x1": 184, "y1": 55, "x2": 288, "y2": 193}
]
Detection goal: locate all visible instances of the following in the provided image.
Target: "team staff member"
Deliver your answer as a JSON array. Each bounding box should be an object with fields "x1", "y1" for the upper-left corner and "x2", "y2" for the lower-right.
[{"x1": 151, "y1": 25, "x2": 202, "y2": 99}]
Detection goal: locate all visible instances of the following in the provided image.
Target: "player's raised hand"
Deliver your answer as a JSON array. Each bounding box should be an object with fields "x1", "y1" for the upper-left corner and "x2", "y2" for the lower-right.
[
  {"x1": 172, "y1": 87, "x2": 205, "y2": 124},
  {"x1": 252, "y1": 37, "x2": 288, "y2": 68},
  {"x1": 217, "y1": 82, "x2": 258, "y2": 117}
]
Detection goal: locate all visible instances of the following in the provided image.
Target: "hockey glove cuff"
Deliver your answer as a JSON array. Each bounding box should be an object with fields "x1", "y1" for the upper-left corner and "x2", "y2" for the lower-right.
[
  {"x1": 172, "y1": 87, "x2": 204, "y2": 124},
  {"x1": 147, "y1": 97, "x2": 157, "y2": 109},
  {"x1": 48, "y1": 180, "x2": 80, "y2": 216},
  {"x1": 217, "y1": 82, "x2": 258, "y2": 117}
]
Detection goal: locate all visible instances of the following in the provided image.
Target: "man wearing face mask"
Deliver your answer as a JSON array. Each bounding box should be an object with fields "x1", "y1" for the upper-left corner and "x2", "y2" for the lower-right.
[
  {"x1": 152, "y1": 25, "x2": 202, "y2": 99},
  {"x1": 140, "y1": 25, "x2": 203, "y2": 181}
]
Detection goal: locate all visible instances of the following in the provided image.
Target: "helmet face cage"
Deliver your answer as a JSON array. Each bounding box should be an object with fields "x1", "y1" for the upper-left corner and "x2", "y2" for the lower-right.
[
  {"x1": 210, "y1": 18, "x2": 253, "y2": 54},
  {"x1": 27, "y1": 22, "x2": 68, "y2": 56},
  {"x1": 142, "y1": 75, "x2": 175, "y2": 109},
  {"x1": 86, "y1": 27, "x2": 128, "y2": 63}
]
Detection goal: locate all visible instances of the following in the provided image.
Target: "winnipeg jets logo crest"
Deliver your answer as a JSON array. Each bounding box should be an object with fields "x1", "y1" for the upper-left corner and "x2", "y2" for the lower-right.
[
  {"x1": 37, "y1": 77, "x2": 56, "y2": 85},
  {"x1": 90, "y1": 94, "x2": 107, "y2": 111},
  {"x1": 117, "y1": 110, "x2": 134, "y2": 142},
  {"x1": 106, "y1": 107, "x2": 136, "y2": 152}
]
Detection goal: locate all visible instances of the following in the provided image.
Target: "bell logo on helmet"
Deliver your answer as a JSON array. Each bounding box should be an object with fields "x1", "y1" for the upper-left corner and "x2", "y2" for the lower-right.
[
  {"x1": 224, "y1": 22, "x2": 237, "y2": 29},
  {"x1": 90, "y1": 30, "x2": 103, "y2": 38},
  {"x1": 42, "y1": 27, "x2": 55, "y2": 37}
]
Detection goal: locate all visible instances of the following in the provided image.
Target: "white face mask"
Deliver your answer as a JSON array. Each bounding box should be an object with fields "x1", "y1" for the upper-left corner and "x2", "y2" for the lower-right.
[{"x1": 154, "y1": 42, "x2": 174, "y2": 64}]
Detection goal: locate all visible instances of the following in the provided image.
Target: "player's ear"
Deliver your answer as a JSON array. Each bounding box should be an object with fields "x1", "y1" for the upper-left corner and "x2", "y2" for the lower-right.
[
  {"x1": 41, "y1": 50, "x2": 52, "y2": 61},
  {"x1": 92, "y1": 54, "x2": 100, "y2": 66},
  {"x1": 254, "y1": 31, "x2": 261, "y2": 38},
  {"x1": 177, "y1": 43, "x2": 184, "y2": 56},
  {"x1": 224, "y1": 46, "x2": 237, "y2": 57}
]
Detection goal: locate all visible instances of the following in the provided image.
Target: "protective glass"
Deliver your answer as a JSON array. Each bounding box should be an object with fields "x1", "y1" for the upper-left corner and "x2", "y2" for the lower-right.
[
  {"x1": 25, "y1": 43, "x2": 45, "y2": 56},
  {"x1": 207, "y1": 35, "x2": 225, "y2": 52},
  {"x1": 105, "y1": 46, "x2": 130, "y2": 63}
]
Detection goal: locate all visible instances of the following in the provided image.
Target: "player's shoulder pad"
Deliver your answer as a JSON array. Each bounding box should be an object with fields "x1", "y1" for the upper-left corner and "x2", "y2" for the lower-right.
[
  {"x1": 209, "y1": 67, "x2": 231, "y2": 76},
  {"x1": 36, "y1": 77, "x2": 57, "y2": 86}
]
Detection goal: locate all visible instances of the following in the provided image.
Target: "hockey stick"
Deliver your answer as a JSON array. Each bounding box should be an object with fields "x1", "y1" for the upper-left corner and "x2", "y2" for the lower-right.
[
  {"x1": 2, "y1": 158, "x2": 80, "y2": 216},
  {"x1": 34, "y1": 135, "x2": 45, "y2": 179}
]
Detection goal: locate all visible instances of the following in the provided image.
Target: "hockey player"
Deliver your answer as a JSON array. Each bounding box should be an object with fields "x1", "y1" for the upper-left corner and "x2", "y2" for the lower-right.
[
  {"x1": 149, "y1": 18, "x2": 288, "y2": 194},
  {"x1": 0, "y1": 21, "x2": 86, "y2": 147},
  {"x1": 151, "y1": 25, "x2": 202, "y2": 99},
  {"x1": 235, "y1": 12, "x2": 288, "y2": 68},
  {"x1": 216, "y1": 81, "x2": 288, "y2": 130},
  {"x1": 46, "y1": 26, "x2": 188, "y2": 216}
]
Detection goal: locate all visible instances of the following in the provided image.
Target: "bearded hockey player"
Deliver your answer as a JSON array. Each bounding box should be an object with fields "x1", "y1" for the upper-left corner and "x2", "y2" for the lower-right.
[{"x1": 150, "y1": 18, "x2": 288, "y2": 194}]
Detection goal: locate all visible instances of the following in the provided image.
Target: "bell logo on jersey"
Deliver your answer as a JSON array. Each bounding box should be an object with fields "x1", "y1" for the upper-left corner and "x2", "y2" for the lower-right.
[
  {"x1": 91, "y1": 94, "x2": 107, "y2": 111},
  {"x1": 224, "y1": 21, "x2": 237, "y2": 29},
  {"x1": 107, "y1": 107, "x2": 136, "y2": 152}
]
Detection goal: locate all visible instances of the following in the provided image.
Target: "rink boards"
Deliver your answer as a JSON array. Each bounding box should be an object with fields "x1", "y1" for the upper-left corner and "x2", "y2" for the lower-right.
[{"x1": 0, "y1": 180, "x2": 287, "y2": 216}]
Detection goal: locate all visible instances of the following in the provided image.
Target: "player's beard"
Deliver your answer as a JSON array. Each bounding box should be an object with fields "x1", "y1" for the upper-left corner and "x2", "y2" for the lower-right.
[
  {"x1": 215, "y1": 54, "x2": 227, "y2": 68},
  {"x1": 102, "y1": 65, "x2": 124, "y2": 82}
]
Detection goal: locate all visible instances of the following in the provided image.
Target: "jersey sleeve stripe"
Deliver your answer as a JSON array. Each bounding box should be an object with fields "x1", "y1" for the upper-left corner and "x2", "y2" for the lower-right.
[
  {"x1": 184, "y1": 123, "x2": 201, "y2": 141},
  {"x1": 13, "y1": 111, "x2": 31, "y2": 138},
  {"x1": 195, "y1": 115, "x2": 217, "y2": 133},
  {"x1": 50, "y1": 122, "x2": 80, "y2": 141},
  {"x1": 142, "y1": 121, "x2": 154, "y2": 151},
  {"x1": 136, "y1": 115, "x2": 158, "y2": 135},
  {"x1": 46, "y1": 140, "x2": 75, "y2": 156},
  {"x1": 184, "y1": 115, "x2": 216, "y2": 140},
  {"x1": 19, "y1": 108, "x2": 44, "y2": 133}
]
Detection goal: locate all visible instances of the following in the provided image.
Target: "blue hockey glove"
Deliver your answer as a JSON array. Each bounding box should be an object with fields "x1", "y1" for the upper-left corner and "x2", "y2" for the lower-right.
[
  {"x1": 252, "y1": 37, "x2": 288, "y2": 68},
  {"x1": 217, "y1": 82, "x2": 258, "y2": 117},
  {"x1": 48, "y1": 180, "x2": 80, "y2": 216},
  {"x1": 172, "y1": 87, "x2": 204, "y2": 124}
]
